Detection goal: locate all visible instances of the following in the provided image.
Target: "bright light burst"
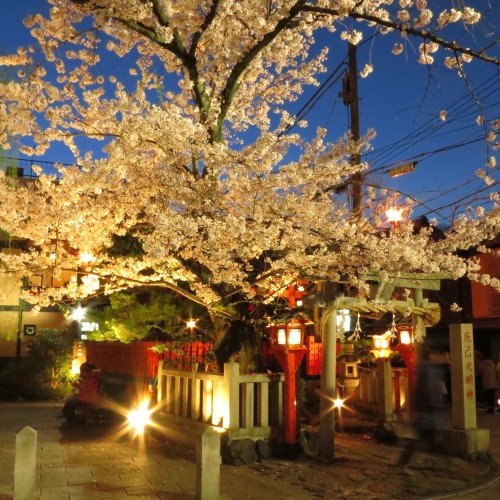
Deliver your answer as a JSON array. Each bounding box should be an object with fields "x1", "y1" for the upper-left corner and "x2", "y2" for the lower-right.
[
  {"x1": 127, "y1": 398, "x2": 153, "y2": 438},
  {"x1": 333, "y1": 397, "x2": 345, "y2": 409},
  {"x1": 71, "y1": 306, "x2": 85, "y2": 321}
]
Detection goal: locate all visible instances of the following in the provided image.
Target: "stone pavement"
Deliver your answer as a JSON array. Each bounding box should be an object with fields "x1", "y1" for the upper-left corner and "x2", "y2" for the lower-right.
[{"x1": 0, "y1": 401, "x2": 499, "y2": 499}]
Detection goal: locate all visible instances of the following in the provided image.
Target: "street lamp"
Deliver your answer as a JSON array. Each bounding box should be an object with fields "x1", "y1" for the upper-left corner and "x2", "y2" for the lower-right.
[
  {"x1": 268, "y1": 312, "x2": 313, "y2": 448},
  {"x1": 71, "y1": 305, "x2": 85, "y2": 322},
  {"x1": 79, "y1": 252, "x2": 96, "y2": 264},
  {"x1": 388, "y1": 161, "x2": 417, "y2": 178},
  {"x1": 71, "y1": 301, "x2": 85, "y2": 339},
  {"x1": 385, "y1": 207, "x2": 404, "y2": 228}
]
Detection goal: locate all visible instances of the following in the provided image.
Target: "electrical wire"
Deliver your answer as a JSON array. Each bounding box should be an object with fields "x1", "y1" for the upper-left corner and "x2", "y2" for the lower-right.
[
  {"x1": 279, "y1": 59, "x2": 348, "y2": 137},
  {"x1": 366, "y1": 74, "x2": 500, "y2": 173}
]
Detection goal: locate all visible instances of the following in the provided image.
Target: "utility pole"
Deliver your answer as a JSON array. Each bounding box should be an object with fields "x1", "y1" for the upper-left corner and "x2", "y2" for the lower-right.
[{"x1": 343, "y1": 43, "x2": 362, "y2": 216}]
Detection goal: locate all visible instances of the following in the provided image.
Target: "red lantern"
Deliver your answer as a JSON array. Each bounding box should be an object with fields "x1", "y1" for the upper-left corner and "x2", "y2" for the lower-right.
[{"x1": 268, "y1": 312, "x2": 313, "y2": 445}]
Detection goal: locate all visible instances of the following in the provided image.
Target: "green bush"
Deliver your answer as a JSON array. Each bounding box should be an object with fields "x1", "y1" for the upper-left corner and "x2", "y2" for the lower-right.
[{"x1": 0, "y1": 328, "x2": 75, "y2": 400}]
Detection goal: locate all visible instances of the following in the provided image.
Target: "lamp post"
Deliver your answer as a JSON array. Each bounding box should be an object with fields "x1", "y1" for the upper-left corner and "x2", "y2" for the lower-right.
[
  {"x1": 268, "y1": 314, "x2": 311, "y2": 448},
  {"x1": 371, "y1": 332, "x2": 396, "y2": 432}
]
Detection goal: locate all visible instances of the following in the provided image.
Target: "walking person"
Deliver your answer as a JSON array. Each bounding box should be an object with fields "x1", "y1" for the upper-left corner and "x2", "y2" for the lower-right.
[
  {"x1": 477, "y1": 352, "x2": 498, "y2": 413},
  {"x1": 397, "y1": 341, "x2": 449, "y2": 466}
]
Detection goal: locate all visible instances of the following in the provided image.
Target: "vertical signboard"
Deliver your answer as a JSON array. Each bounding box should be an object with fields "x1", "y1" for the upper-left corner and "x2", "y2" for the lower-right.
[{"x1": 450, "y1": 323, "x2": 476, "y2": 430}]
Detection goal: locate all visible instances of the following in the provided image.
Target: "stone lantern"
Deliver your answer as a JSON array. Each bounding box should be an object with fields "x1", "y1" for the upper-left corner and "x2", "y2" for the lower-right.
[{"x1": 336, "y1": 342, "x2": 360, "y2": 398}]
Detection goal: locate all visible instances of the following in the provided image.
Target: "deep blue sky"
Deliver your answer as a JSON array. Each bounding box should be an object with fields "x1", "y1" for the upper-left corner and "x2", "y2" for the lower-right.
[{"x1": 1, "y1": 0, "x2": 499, "y2": 226}]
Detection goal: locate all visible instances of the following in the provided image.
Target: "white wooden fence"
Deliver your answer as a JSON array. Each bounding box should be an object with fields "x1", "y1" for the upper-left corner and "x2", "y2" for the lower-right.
[
  {"x1": 157, "y1": 360, "x2": 286, "y2": 440},
  {"x1": 357, "y1": 366, "x2": 409, "y2": 413},
  {"x1": 157, "y1": 360, "x2": 409, "y2": 441}
]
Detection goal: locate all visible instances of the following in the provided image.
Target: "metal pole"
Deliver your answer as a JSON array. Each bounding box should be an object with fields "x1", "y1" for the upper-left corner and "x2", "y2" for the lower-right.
[{"x1": 76, "y1": 299, "x2": 82, "y2": 338}]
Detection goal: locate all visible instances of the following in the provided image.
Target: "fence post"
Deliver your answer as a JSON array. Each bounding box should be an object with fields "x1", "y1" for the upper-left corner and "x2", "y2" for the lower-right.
[
  {"x1": 14, "y1": 426, "x2": 37, "y2": 500},
  {"x1": 223, "y1": 362, "x2": 240, "y2": 431},
  {"x1": 196, "y1": 427, "x2": 221, "y2": 500}
]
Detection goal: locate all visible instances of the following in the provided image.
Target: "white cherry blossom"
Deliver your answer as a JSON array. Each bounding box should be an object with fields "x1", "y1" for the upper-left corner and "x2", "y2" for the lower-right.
[{"x1": 0, "y1": 0, "x2": 498, "y2": 323}]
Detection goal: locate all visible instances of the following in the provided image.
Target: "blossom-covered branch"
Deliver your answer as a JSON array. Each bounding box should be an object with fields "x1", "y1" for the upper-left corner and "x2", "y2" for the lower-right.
[{"x1": 0, "y1": 0, "x2": 498, "y2": 325}]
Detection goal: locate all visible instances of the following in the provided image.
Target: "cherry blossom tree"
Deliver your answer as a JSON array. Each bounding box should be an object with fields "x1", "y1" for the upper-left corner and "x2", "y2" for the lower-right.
[{"x1": 0, "y1": 1, "x2": 498, "y2": 357}]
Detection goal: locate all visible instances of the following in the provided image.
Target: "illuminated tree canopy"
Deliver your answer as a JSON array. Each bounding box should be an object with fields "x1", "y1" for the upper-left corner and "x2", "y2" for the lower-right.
[{"x1": 0, "y1": 0, "x2": 498, "y2": 328}]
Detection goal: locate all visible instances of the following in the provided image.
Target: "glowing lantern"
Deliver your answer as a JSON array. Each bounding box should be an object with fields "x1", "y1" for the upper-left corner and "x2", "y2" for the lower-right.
[
  {"x1": 268, "y1": 312, "x2": 313, "y2": 447},
  {"x1": 371, "y1": 331, "x2": 393, "y2": 359}
]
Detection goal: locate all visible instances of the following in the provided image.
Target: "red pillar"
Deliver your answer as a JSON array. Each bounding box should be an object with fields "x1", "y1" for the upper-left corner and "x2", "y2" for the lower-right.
[
  {"x1": 398, "y1": 344, "x2": 416, "y2": 412},
  {"x1": 273, "y1": 348, "x2": 306, "y2": 445}
]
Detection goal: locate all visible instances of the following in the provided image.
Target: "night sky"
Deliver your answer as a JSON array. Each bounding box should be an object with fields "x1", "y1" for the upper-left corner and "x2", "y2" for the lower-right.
[{"x1": 1, "y1": 0, "x2": 498, "y2": 226}]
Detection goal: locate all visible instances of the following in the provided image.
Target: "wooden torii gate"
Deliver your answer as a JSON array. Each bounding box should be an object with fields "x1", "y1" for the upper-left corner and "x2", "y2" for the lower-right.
[
  {"x1": 318, "y1": 271, "x2": 489, "y2": 459},
  {"x1": 318, "y1": 272, "x2": 443, "y2": 459}
]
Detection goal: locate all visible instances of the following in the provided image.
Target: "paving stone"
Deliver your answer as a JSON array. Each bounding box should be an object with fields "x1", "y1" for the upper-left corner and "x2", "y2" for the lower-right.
[
  {"x1": 90, "y1": 470, "x2": 121, "y2": 482},
  {"x1": 67, "y1": 474, "x2": 97, "y2": 487},
  {"x1": 1, "y1": 403, "x2": 500, "y2": 500},
  {"x1": 116, "y1": 472, "x2": 152, "y2": 487},
  {"x1": 95, "y1": 483, "x2": 127, "y2": 494},
  {"x1": 39, "y1": 468, "x2": 69, "y2": 487},
  {"x1": 368, "y1": 480, "x2": 404, "y2": 493},
  {"x1": 347, "y1": 471, "x2": 368, "y2": 483},
  {"x1": 422, "y1": 477, "x2": 468, "y2": 492}
]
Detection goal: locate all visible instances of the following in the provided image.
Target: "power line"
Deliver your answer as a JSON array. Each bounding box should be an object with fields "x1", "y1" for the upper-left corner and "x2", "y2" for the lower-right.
[
  {"x1": 366, "y1": 74, "x2": 499, "y2": 173},
  {"x1": 279, "y1": 59, "x2": 348, "y2": 137}
]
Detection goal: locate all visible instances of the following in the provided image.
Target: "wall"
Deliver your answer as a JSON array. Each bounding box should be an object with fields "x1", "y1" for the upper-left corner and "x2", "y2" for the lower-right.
[
  {"x1": 471, "y1": 252, "x2": 500, "y2": 318},
  {"x1": 0, "y1": 257, "x2": 71, "y2": 356}
]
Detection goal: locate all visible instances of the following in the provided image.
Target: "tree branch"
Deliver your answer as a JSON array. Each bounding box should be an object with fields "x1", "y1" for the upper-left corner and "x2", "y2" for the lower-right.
[
  {"x1": 213, "y1": 0, "x2": 308, "y2": 142},
  {"x1": 301, "y1": 5, "x2": 500, "y2": 66},
  {"x1": 190, "y1": 0, "x2": 220, "y2": 58},
  {"x1": 116, "y1": 19, "x2": 210, "y2": 124}
]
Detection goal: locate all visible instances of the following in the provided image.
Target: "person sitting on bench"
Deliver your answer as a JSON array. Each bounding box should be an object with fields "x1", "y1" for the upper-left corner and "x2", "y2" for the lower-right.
[{"x1": 60, "y1": 362, "x2": 101, "y2": 425}]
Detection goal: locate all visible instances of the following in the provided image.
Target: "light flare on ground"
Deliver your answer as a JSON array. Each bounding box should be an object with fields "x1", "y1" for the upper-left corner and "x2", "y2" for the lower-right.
[{"x1": 127, "y1": 398, "x2": 153, "y2": 438}]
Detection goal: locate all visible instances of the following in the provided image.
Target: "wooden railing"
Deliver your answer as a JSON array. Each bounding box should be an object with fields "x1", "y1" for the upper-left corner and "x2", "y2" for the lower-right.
[
  {"x1": 356, "y1": 365, "x2": 409, "y2": 413},
  {"x1": 157, "y1": 360, "x2": 286, "y2": 440}
]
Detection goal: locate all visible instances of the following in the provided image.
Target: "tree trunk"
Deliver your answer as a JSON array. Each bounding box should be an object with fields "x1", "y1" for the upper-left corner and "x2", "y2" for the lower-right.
[{"x1": 213, "y1": 318, "x2": 262, "y2": 374}]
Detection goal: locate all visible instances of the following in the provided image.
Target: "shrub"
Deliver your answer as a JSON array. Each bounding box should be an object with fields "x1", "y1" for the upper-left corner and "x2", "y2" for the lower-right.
[{"x1": 0, "y1": 328, "x2": 75, "y2": 400}]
